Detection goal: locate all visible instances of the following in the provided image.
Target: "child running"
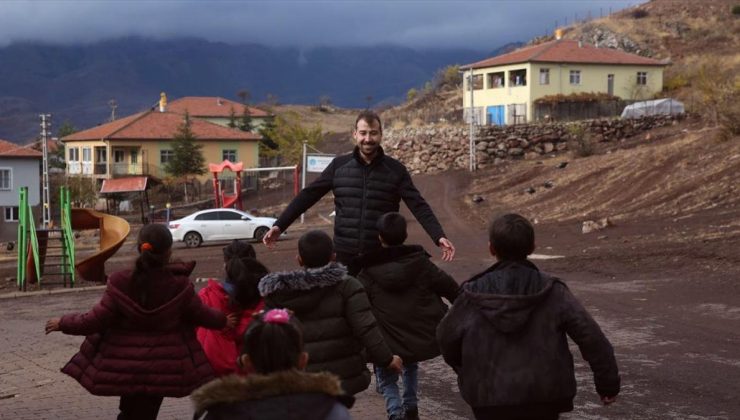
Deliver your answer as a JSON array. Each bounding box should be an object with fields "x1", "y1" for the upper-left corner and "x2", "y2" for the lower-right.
[
  {"x1": 45, "y1": 223, "x2": 235, "y2": 420},
  {"x1": 258, "y1": 230, "x2": 403, "y2": 395},
  {"x1": 355, "y1": 212, "x2": 460, "y2": 420},
  {"x1": 197, "y1": 240, "x2": 269, "y2": 376},
  {"x1": 437, "y1": 213, "x2": 620, "y2": 420},
  {"x1": 192, "y1": 308, "x2": 354, "y2": 420}
]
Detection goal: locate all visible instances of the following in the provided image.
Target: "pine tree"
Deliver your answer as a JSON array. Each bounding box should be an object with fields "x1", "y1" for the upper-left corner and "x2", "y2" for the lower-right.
[
  {"x1": 239, "y1": 106, "x2": 253, "y2": 133},
  {"x1": 165, "y1": 113, "x2": 206, "y2": 202},
  {"x1": 228, "y1": 106, "x2": 237, "y2": 128}
]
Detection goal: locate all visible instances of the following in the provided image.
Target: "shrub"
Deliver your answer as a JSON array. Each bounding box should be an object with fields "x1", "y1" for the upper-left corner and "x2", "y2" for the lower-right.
[
  {"x1": 567, "y1": 124, "x2": 594, "y2": 157},
  {"x1": 732, "y1": 4, "x2": 740, "y2": 15},
  {"x1": 406, "y1": 88, "x2": 418, "y2": 103},
  {"x1": 664, "y1": 74, "x2": 690, "y2": 91},
  {"x1": 632, "y1": 8, "x2": 649, "y2": 19}
]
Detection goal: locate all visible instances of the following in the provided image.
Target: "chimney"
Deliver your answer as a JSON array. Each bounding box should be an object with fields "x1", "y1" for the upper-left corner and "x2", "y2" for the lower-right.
[
  {"x1": 578, "y1": 41, "x2": 583, "y2": 48},
  {"x1": 555, "y1": 28, "x2": 563, "y2": 40},
  {"x1": 159, "y1": 92, "x2": 167, "y2": 113},
  {"x1": 217, "y1": 97, "x2": 223, "y2": 106}
]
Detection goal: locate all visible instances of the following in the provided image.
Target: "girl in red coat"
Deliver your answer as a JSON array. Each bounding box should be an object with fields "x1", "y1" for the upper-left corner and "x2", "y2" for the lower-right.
[
  {"x1": 45, "y1": 223, "x2": 235, "y2": 420},
  {"x1": 197, "y1": 240, "x2": 269, "y2": 376}
]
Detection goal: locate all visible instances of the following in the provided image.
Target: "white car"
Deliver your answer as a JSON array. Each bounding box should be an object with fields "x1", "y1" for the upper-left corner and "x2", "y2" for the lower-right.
[{"x1": 168, "y1": 208, "x2": 278, "y2": 248}]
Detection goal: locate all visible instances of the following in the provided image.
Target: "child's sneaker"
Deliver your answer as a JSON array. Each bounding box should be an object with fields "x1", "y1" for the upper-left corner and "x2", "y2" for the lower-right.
[{"x1": 404, "y1": 406, "x2": 419, "y2": 420}]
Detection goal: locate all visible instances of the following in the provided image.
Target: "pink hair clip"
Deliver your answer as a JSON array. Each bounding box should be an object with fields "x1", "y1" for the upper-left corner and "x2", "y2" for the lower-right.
[{"x1": 264, "y1": 308, "x2": 290, "y2": 324}]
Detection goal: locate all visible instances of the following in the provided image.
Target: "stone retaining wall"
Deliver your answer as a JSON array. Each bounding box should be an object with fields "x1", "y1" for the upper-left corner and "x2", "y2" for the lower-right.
[{"x1": 384, "y1": 115, "x2": 681, "y2": 174}]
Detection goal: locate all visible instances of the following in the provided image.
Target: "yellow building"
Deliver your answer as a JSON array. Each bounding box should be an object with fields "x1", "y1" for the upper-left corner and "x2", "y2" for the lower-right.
[
  {"x1": 62, "y1": 101, "x2": 261, "y2": 183},
  {"x1": 461, "y1": 38, "x2": 667, "y2": 125}
]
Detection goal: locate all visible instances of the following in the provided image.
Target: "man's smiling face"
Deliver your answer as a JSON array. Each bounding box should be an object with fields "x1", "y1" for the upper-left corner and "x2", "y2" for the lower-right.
[{"x1": 353, "y1": 118, "x2": 382, "y2": 162}]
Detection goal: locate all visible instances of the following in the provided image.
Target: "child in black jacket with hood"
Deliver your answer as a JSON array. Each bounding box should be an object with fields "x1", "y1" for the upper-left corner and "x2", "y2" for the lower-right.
[
  {"x1": 437, "y1": 213, "x2": 620, "y2": 420},
  {"x1": 356, "y1": 212, "x2": 459, "y2": 420}
]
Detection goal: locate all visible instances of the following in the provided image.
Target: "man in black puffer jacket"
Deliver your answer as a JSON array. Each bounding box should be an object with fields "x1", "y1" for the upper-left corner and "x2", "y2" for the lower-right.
[
  {"x1": 437, "y1": 214, "x2": 620, "y2": 420},
  {"x1": 263, "y1": 110, "x2": 455, "y2": 269}
]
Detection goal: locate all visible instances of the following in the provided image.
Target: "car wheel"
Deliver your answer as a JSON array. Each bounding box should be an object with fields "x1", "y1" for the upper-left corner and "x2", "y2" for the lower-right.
[
  {"x1": 184, "y1": 232, "x2": 202, "y2": 248},
  {"x1": 253, "y1": 226, "x2": 269, "y2": 241}
]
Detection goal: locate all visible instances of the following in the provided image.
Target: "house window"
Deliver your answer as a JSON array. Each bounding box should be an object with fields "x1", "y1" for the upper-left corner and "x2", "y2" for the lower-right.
[
  {"x1": 114, "y1": 150, "x2": 125, "y2": 163},
  {"x1": 68, "y1": 147, "x2": 79, "y2": 161},
  {"x1": 569, "y1": 70, "x2": 581, "y2": 85},
  {"x1": 539, "y1": 68, "x2": 550, "y2": 85},
  {"x1": 95, "y1": 147, "x2": 107, "y2": 163},
  {"x1": 222, "y1": 150, "x2": 237, "y2": 162},
  {"x1": 487, "y1": 72, "x2": 505, "y2": 88},
  {"x1": 637, "y1": 71, "x2": 648, "y2": 85},
  {"x1": 130, "y1": 150, "x2": 138, "y2": 164},
  {"x1": 4, "y1": 207, "x2": 19, "y2": 222},
  {"x1": 467, "y1": 74, "x2": 484, "y2": 90},
  {"x1": 160, "y1": 150, "x2": 174, "y2": 164},
  {"x1": 82, "y1": 147, "x2": 92, "y2": 162},
  {"x1": 0, "y1": 168, "x2": 11, "y2": 190},
  {"x1": 509, "y1": 69, "x2": 527, "y2": 86}
]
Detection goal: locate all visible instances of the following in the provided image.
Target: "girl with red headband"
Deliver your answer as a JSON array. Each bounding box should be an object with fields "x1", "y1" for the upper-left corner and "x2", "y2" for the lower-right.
[{"x1": 45, "y1": 223, "x2": 236, "y2": 420}]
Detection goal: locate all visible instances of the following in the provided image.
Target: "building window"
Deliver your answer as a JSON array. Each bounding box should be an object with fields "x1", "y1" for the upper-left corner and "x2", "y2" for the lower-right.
[
  {"x1": 160, "y1": 150, "x2": 174, "y2": 164},
  {"x1": 539, "y1": 68, "x2": 550, "y2": 85},
  {"x1": 114, "y1": 150, "x2": 125, "y2": 163},
  {"x1": 467, "y1": 74, "x2": 484, "y2": 90},
  {"x1": 569, "y1": 70, "x2": 581, "y2": 85},
  {"x1": 0, "y1": 168, "x2": 11, "y2": 190},
  {"x1": 487, "y1": 72, "x2": 505, "y2": 88},
  {"x1": 131, "y1": 150, "x2": 138, "y2": 164},
  {"x1": 68, "y1": 147, "x2": 79, "y2": 161},
  {"x1": 222, "y1": 150, "x2": 237, "y2": 162},
  {"x1": 637, "y1": 71, "x2": 647, "y2": 85},
  {"x1": 4, "y1": 206, "x2": 19, "y2": 222},
  {"x1": 82, "y1": 147, "x2": 92, "y2": 162},
  {"x1": 509, "y1": 69, "x2": 527, "y2": 86}
]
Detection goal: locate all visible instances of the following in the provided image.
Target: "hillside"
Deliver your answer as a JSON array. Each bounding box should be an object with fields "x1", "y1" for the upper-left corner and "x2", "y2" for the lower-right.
[{"x1": 383, "y1": 0, "x2": 739, "y2": 126}]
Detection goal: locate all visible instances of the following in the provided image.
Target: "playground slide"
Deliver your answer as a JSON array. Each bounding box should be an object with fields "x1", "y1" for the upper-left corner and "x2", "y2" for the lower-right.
[{"x1": 71, "y1": 209, "x2": 131, "y2": 283}]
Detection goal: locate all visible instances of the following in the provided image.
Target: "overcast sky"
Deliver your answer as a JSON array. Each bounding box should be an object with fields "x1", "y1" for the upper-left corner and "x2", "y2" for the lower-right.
[{"x1": 0, "y1": 0, "x2": 643, "y2": 50}]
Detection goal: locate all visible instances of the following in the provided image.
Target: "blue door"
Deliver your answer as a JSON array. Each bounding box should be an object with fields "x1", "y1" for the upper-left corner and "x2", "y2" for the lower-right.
[{"x1": 487, "y1": 106, "x2": 505, "y2": 126}]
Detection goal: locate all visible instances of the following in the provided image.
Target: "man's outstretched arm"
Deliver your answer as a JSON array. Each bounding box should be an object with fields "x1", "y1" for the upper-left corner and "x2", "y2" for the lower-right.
[{"x1": 264, "y1": 159, "x2": 337, "y2": 248}]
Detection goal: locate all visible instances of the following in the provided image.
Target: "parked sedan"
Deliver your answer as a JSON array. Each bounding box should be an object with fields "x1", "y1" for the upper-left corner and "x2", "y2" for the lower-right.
[{"x1": 168, "y1": 208, "x2": 278, "y2": 248}]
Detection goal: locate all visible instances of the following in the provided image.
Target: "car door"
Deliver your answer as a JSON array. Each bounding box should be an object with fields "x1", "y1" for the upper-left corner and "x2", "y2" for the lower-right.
[
  {"x1": 218, "y1": 210, "x2": 254, "y2": 240},
  {"x1": 193, "y1": 211, "x2": 220, "y2": 241}
]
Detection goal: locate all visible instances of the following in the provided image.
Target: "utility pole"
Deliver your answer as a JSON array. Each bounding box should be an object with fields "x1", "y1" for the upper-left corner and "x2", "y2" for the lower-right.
[
  {"x1": 468, "y1": 68, "x2": 476, "y2": 172},
  {"x1": 108, "y1": 99, "x2": 118, "y2": 121},
  {"x1": 39, "y1": 114, "x2": 52, "y2": 228}
]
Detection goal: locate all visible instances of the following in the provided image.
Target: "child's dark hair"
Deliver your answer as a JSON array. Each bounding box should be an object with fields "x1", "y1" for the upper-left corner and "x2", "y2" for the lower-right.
[
  {"x1": 488, "y1": 213, "x2": 535, "y2": 261},
  {"x1": 223, "y1": 240, "x2": 256, "y2": 263},
  {"x1": 132, "y1": 224, "x2": 173, "y2": 307},
  {"x1": 298, "y1": 230, "x2": 333, "y2": 268},
  {"x1": 377, "y1": 212, "x2": 407, "y2": 246},
  {"x1": 242, "y1": 309, "x2": 304, "y2": 374},
  {"x1": 225, "y1": 257, "x2": 268, "y2": 309}
]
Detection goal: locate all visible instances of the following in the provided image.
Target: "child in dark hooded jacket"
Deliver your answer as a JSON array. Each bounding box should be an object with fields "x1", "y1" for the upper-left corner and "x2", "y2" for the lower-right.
[
  {"x1": 437, "y1": 213, "x2": 620, "y2": 420},
  {"x1": 355, "y1": 212, "x2": 459, "y2": 420},
  {"x1": 191, "y1": 308, "x2": 354, "y2": 420}
]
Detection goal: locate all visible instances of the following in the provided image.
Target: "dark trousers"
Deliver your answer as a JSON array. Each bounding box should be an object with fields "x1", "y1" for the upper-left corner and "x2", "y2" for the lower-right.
[
  {"x1": 472, "y1": 406, "x2": 559, "y2": 420},
  {"x1": 118, "y1": 394, "x2": 164, "y2": 420},
  {"x1": 335, "y1": 250, "x2": 360, "y2": 276}
]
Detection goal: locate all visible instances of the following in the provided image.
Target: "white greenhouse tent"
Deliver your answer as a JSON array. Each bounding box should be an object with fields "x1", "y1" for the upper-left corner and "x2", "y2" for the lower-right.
[{"x1": 621, "y1": 98, "x2": 685, "y2": 118}]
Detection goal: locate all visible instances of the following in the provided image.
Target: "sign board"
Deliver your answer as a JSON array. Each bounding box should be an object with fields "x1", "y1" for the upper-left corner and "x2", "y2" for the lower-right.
[{"x1": 306, "y1": 155, "x2": 335, "y2": 173}]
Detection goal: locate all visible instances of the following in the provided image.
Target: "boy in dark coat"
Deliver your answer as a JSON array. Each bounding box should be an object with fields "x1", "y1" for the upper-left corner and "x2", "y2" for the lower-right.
[
  {"x1": 356, "y1": 212, "x2": 459, "y2": 420},
  {"x1": 258, "y1": 230, "x2": 403, "y2": 396},
  {"x1": 437, "y1": 213, "x2": 620, "y2": 420}
]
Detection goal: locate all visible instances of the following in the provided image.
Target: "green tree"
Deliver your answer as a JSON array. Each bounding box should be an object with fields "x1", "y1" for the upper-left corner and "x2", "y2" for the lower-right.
[
  {"x1": 239, "y1": 107, "x2": 253, "y2": 132},
  {"x1": 164, "y1": 113, "x2": 206, "y2": 202},
  {"x1": 48, "y1": 121, "x2": 77, "y2": 170},
  {"x1": 228, "y1": 106, "x2": 237, "y2": 128},
  {"x1": 406, "y1": 88, "x2": 418, "y2": 102},
  {"x1": 260, "y1": 112, "x2": 323, "y2": 165}
]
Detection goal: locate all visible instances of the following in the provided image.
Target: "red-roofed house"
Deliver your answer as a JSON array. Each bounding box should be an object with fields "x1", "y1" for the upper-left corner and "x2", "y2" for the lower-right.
[
  {"x1": 0, "y1": 139, "x2": 42, "y2": 240},
  {"x1": 167, "y1": 96, "x2": 272, "y2": 131},
  {"x1": 61, "y1": 96, "x2": 263, "y2": 182},
  {"x1": 460, "y1": 38, "x2": 667, "y2": 125}
]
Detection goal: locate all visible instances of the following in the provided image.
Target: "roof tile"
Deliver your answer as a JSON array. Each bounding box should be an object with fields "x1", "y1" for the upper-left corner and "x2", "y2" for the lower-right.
[
  {"x1": 0, "y1": 139, "x2": 43, "y2": 158},
  {"x1": 167, "y1": 97, "x2": 270, "y2": 118}
]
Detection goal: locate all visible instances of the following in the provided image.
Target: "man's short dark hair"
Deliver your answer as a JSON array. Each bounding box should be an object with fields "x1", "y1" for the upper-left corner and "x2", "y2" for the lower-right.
[
  {"x1": 488, "y1": 213, "x2": 534, "y2": 261},
  {"x1": 298, "y1": 230, "x2": 334, "y2": 268},
  {"x1": 377, "y1": 212, "x2": 407, "y2": 246},
  {"x1": 355, "y1": 110, "x2": 382, "y2": 132}
]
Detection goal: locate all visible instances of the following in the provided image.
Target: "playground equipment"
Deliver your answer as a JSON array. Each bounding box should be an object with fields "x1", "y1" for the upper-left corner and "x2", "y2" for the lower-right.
[
  {"x1": 17, "y1": 186, "x2": 131, "y2": 290},
  {"x1": 209, "y1": 160, "x2": 244, "y2": 210}
]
